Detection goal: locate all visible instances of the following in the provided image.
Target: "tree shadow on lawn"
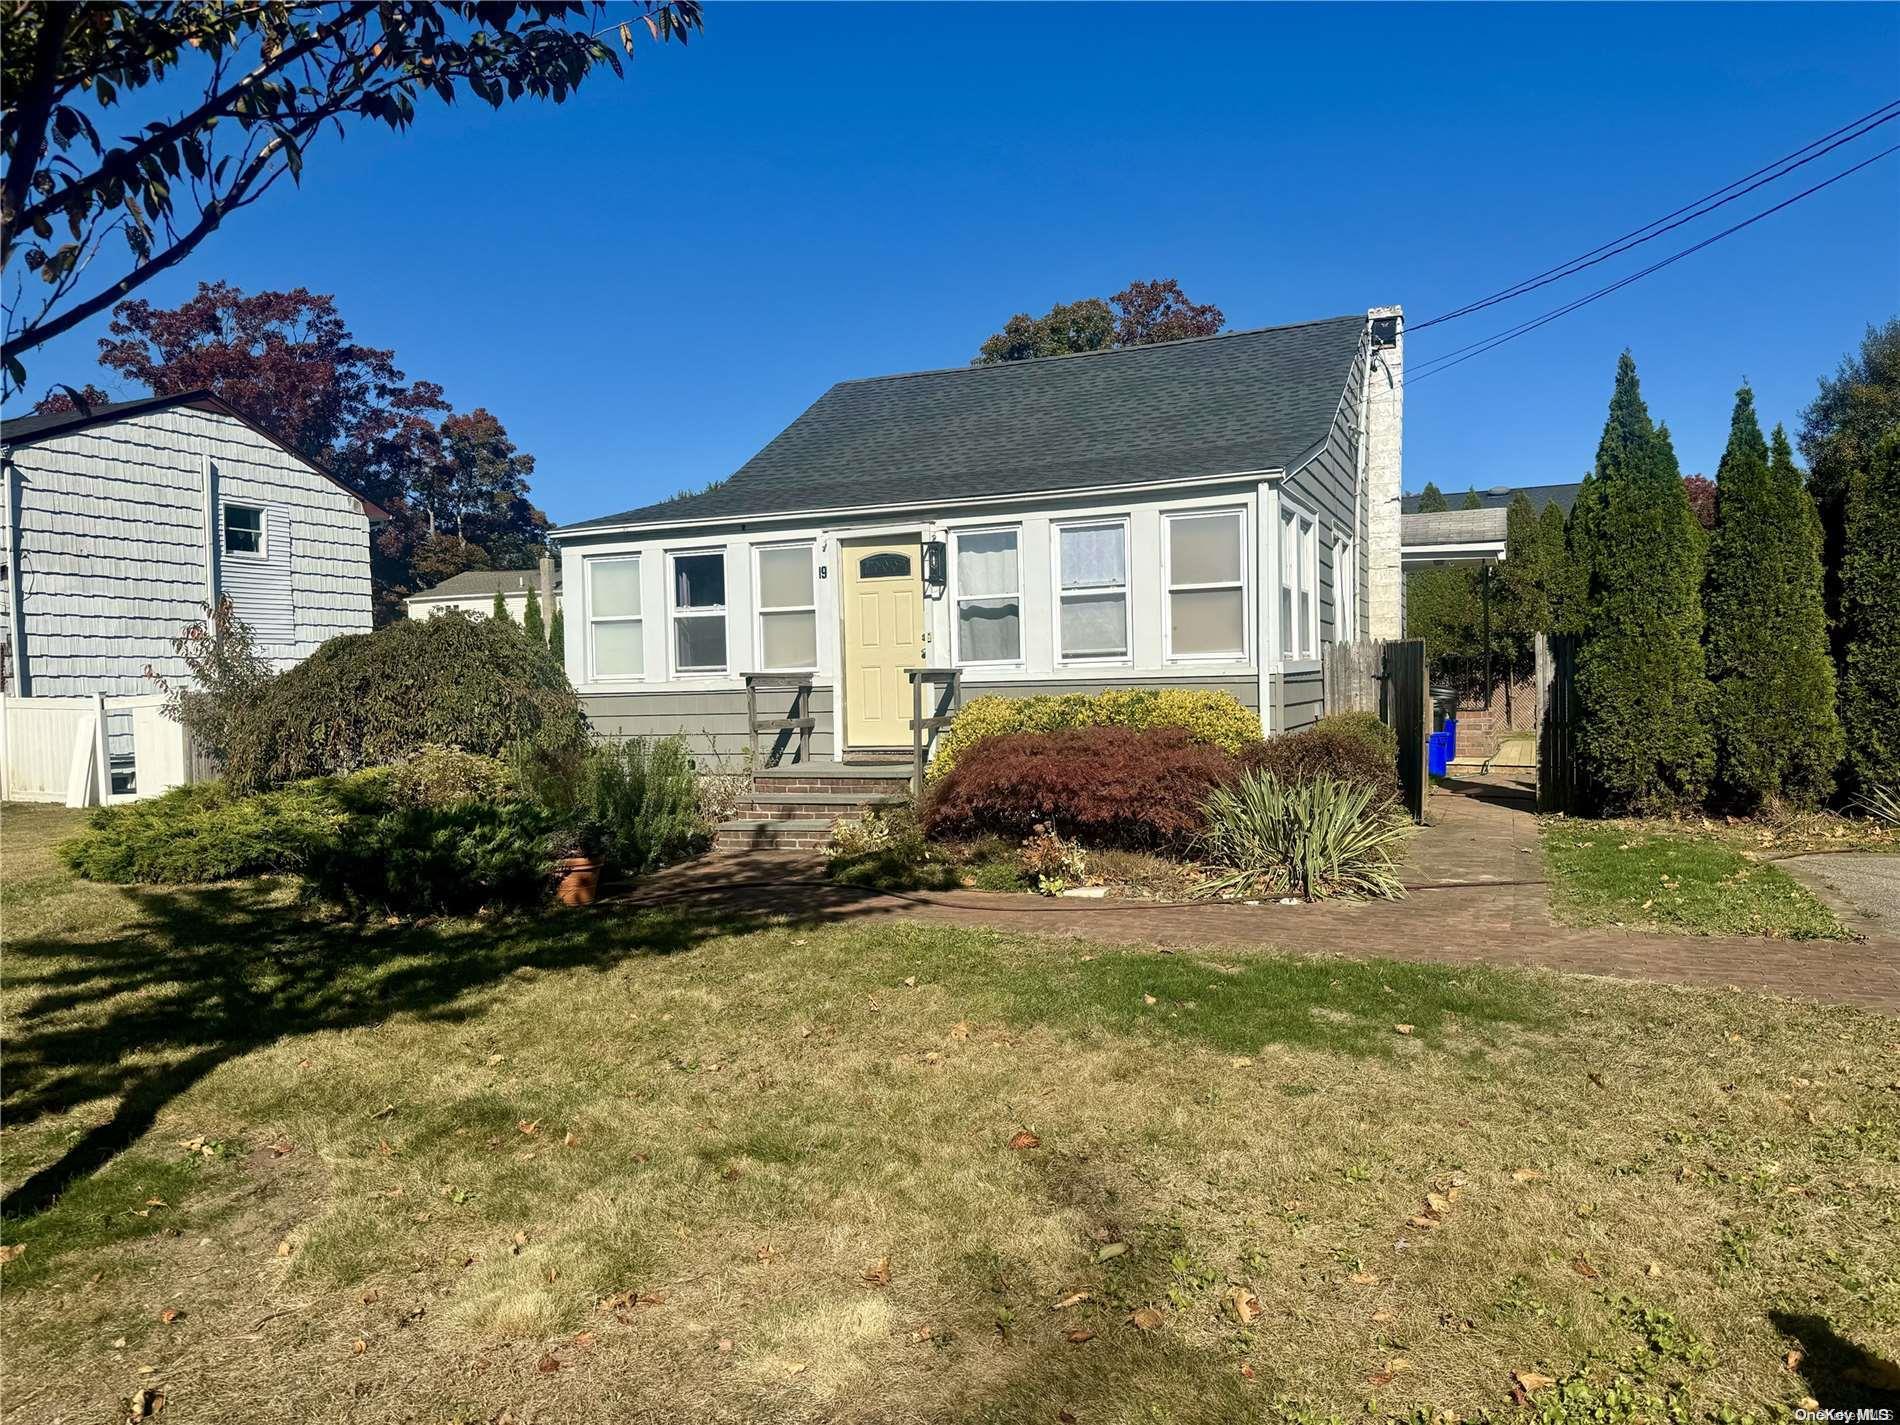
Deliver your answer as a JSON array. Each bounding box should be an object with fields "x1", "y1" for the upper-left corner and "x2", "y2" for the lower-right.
[{"x1": 0, "y1": 881, "x2": 759, "y2": 1224}]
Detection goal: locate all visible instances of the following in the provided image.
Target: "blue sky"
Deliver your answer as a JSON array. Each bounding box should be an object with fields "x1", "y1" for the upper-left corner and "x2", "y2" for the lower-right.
[{"x1": 17, "y1": 2, "x2": 1900, "y2": 522}]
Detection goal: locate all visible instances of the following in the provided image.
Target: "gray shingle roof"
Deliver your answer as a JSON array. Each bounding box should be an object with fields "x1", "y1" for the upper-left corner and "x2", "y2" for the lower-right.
[
  {"x1": 557, "y1": 315, "x2": 1368, "y2": 533},
  {"x1": 1401, "y1": 481, "x2": 1582, "y2": 515},
  {"x1": 407, "y1": 568, "x2": 559, "y2": 600}
]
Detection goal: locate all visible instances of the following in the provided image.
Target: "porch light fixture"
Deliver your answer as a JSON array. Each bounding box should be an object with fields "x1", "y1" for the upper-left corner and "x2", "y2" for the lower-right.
[{"x1": 923, "y1": 539, "x2": 947, "y2": 592}]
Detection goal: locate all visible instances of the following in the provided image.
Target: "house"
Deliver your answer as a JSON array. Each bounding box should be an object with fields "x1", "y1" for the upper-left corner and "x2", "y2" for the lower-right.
[
  {"x1": 551, "y1": 308, "x2": 1404, "y2": 766},
  {"x1": 1, "y1": 390, "x2": 382, "y2": 788},
  {"x1": 404, "y1": 565, "x2": 562, "y2": 622},
  {"x1": 1399, "y1": 481, "x2": 1581, "y2": 515}
]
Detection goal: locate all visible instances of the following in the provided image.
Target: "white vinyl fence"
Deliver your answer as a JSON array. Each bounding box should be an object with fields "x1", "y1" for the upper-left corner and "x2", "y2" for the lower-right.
[{"x1": 0, "y1": 691, "x2": 190, "y2": 806}]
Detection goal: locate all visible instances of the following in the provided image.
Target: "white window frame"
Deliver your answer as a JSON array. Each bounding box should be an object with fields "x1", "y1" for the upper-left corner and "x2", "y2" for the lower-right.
[
  {"x1": 950, "y1": 524, "x2": 1024, "y2": 668},
  {"x1": 1278, "y1": 498, "x2": 1319, "y2": 663},
  {"x1": 223, "y1": 502, "x2": 266, "y2": 560},
  {"x1": 668, "y1": 547, "x2": 729, "y2": 677},
  {"x1": 1052, "y1": 516, "x2": 1132, "y2": 666},
  {"x1": 752, "y1": 540, "x2": 817, "y2": 673},
  {"x1": 1333, "y1": 534, "x2": 1356, "y2": 644},
  {"x1": 585, "y1": 553, "x2": 644, "y2": 684},
  {"x1": 1162, "y1": 506, "x2": 1250, "y2": 663}
]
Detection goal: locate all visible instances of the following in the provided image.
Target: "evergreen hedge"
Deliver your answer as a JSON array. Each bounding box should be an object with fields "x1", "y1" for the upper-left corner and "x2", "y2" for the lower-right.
[
  {"x1": 1840, "y1": 430, "x2": 1900, "y2": 794},
  {"x1": 222, "y1": 611, "x2": 586, "y2": 789},
  {"x1": 1703, "y1": 390, "x2": 1842, "y2": 810},
  {"x1": 1570, "y1": 354, "x2": 1715, "y2": 813}
]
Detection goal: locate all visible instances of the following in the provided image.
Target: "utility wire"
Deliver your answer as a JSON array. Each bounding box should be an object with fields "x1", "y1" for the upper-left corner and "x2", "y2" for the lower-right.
[
  {"x1": 1404, "y1": 143, "x2": 1900, "y2": 387},
  {"x1": 1411, "y1": 98, "x2": 1900, "y2": 333}
]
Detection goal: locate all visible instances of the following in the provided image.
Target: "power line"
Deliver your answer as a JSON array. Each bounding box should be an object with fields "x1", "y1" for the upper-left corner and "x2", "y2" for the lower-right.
[
  {"x1": 1404, "y1": 143, "x2": 1900, "y2": 387},
  {"x1": 1411, "y1": 98, "x2": 1900, "y2": 333}
]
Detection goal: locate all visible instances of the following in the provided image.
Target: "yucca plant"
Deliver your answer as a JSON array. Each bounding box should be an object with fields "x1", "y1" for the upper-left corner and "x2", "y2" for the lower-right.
[
  {"x1": 1197, "y1": 771, "x2": 1410, "y2": 902},
  {"x1": 1856, "y1": 784, "x2": 1900, "y2": 829}
]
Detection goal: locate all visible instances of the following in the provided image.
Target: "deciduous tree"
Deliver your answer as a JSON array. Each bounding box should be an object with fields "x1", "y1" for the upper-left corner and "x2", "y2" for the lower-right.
[
  {"x1": 975, "y1": 279, "x2": 1224, "y2": 364},
  {"x1": 1, "y1": 2, "x2": 702, "y2": 388},
  {"x1": 1703, "y1": 389, "x2": 1841, "y2": 810}
]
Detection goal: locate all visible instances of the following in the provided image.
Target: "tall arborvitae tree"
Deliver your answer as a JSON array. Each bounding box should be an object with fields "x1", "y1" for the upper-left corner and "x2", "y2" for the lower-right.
[
  {"x1": 1839, "y1": 430, "x2": 1900, "y2": 794},
  {"x1": 549, "y1": 606, "x2": 567, "y2": 663},
  {"x1": 492, "y1": 588, "x2": 511, "y2": 624},
  {"x1": 1461, "y1": 488, "x2": 1484, "y2": 509},
  {"x1": 1497, "y1": 493, "x2": 1550, "y2": 647},
  {"x1": 1704, "y1": 391, "x2": 1842, "y2": 809},
  {"x1": 1572, "y1": 354, "x2": 1715, "y2": 812},
  {"x1": 1415, "y1": 482, "x2": 1449, "y2": 513},
  {"x1": 1543, "y1": 501, "x2": 1584, "y2": 635},
  {"x1": 523, "y1": 585, "x2": 547, "y2": 645}
]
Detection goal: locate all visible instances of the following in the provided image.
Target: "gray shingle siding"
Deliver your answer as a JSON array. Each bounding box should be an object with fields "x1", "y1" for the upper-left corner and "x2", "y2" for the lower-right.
[{"x1": 3, "y1": 407, "x2": 371, "y2": 697}]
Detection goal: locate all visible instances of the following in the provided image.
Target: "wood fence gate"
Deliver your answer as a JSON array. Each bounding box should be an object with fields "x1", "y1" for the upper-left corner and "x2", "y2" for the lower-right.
[
  {"x1": 1536, "y1": 634, "x2": 1581, "y2": 813},
  {"x1": 1380, "y1": 639, "x2": 1427, "y2": 824}
]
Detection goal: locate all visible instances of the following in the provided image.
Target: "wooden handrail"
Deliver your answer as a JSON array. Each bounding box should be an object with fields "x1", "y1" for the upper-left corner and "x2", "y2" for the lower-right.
[
  {"x1": 906, "y1": 667, "x2": 962, "y2": 797},
  {"x1": 743, "y1": 672, "x2": 814, "y2": 768}
]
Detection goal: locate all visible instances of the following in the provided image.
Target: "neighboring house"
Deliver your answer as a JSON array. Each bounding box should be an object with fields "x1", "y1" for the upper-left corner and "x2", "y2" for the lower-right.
[
  {"x1": 404, "y1": 566, "x2": 562, "y2": 621},
  {"x1": 1399, "y1": 481, "x2": 1581, "y2": 515},
  {"x1": 1, "y1": 390, "x2": 382, "y2": 777},
  {"x1": 552, "y1": 308, "x2": 1405, "y2": 764}
]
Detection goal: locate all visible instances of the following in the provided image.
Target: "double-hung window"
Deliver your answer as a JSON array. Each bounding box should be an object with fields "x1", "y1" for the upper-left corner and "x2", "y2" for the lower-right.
[
  {"x1": 1165, "y1": 509, "x2": 1247, "y2": 659},
  {"x1": 1055, "y1": 519, "x2": 1129, "y2": 662},
  {"x1": 953, "y1": 526, "x2": 1021, "y2": 665},
  {"x1": 670, "y1": 550, "x2": 728, "y2": 674},
  {"x1": 756, "y1": 543, "x2": 816, "y2": 671},
  {"x1": 1278, "y1": 503, "x2": 1318, "y2": 660},
  {"x1": 586, "y1": 555, "x2": 643, "y2": 680},
  {"x1": 224, "y1": 504, "x2": 264, "y2": 557}
]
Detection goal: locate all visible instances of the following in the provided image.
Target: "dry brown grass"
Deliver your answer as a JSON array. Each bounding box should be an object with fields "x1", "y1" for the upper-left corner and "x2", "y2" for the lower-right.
[{"x1": 3, "y1": 802, "x2": 1896, "y2": 1424}]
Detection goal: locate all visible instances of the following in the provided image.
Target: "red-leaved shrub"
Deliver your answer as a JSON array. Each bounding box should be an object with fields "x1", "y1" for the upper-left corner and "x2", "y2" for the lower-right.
[{"x1": 922, "y1": 726, "x2": 1241, "y2": 848}]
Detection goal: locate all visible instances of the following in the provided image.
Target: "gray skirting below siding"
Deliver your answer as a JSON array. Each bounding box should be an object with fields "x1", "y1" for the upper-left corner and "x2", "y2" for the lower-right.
[
  {"x1": 583, "y1": 686, "x2": 836, "y2": 767},
  {"x1": 1276, "y1": 666, "x2": 1325, "y2": 734}
]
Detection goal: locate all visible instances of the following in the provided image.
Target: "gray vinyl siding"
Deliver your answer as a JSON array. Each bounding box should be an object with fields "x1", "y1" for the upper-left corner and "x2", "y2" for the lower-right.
[
  {"x1": 961, "y1": 674, "x2": 1258, "y2": 711},
  {"x1": 1276, "y1": 664, "x2": 1325, "y2": 733},
  {"x1": 1283, "y1": 336, "x2": 1368, "y2": 645},
  {"x1": 583, "y1": 685, "x2": 837, "y2": 766},
  {"x1": 3, "y1": 406, "x2": 370, "y2": 698}
]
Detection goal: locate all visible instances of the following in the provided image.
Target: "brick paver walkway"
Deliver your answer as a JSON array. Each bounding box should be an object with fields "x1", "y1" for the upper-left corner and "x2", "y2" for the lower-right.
[{"x1": 627, "y1": 776, "x2": 1900, "y2": 1014}]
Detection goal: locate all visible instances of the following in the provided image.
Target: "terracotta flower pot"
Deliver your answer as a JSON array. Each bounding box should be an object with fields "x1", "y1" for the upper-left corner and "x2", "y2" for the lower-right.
[{"x1": 554, "y1": 856, "x2": 600, "y2": 907}]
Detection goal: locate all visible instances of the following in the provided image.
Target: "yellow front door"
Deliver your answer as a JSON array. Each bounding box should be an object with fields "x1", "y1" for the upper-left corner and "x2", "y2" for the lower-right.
[{"x1": 840, "y1": 535, "x2": 924, "y2": 749}]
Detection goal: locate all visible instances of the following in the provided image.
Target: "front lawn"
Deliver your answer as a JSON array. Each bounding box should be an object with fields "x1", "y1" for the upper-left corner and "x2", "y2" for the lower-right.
[
  {"x1": 3, "y1": 802, "x2": 1896, "y2": 1422},
  {"x1": 1542, "y1": 821, "x2": 1850, "y2": 939}
]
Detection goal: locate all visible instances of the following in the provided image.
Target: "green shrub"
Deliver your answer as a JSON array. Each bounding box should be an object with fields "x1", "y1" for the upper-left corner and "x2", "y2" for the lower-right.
[
  {"x1": 826, "y1": 804, "x2": 961, "y2": 891},
  {"x1": 966, "y1": 854, "x2": 1031, "y2": 892},
  {"x1": 390, "y1": 744, "x2": 520, "y2": 808},
  {"x1": 60, "y1": 781, "x2": 345, "y2": 884},
  {"x1": 222, "y1": 611, "x2": 585, "y2": 790},
  {"x1": 300, "y1": 794, "x2": 557, "y2": 918},
  {"x1": 1244, "y1": 727, "x2": 1398, "y2": 802},
  {"x1": 1571, "y1": 354, "x2": 1715, "y2": 813},
  {"x1": 563, "y1": 736, "x2": 706, "y2": 874},
  {"x1": 927, "y1": 687, "x2": 1259, "y2": 782},
  {"x1": 1199, "y1": 772, "x2": 1410, "y2": 902},
  {"x1": 1310, "y1": 711, "x2": 1398, "y2": 767},
  {"x1": 1839, "y1": 431, "x2": 1900, "y2": 796},
  {"x1": 1704, "y1": 392, "x2": 1842, "y2": 811}
]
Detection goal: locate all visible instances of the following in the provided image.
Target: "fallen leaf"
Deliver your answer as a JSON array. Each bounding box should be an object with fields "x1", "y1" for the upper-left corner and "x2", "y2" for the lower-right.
[
  {"x1": 1240, "y1": 1362, "x2": 1257, "y2": 1380},
  {"x1": 949, "y1": 1021, "x2": 971, "y2": 1041},
  {"x1": 1065, "y1": 1328, "x2": 1095, "y2": 1344},
  {"x1": 1348, "y1": 1271, "x2": 1380, "y2": 1285},
  {"x1": 0, "y1": 1244, "x2": 25, "y2": 1264},
  {"x1": 1644, "y1": 1261, "x2": 1663, "y2": 1279},
  {"x1": 537, "y1": 1352, "x2": 560, "y2": 1374},
  {"x1": 902, "y1": 976, "x2": 917, "y2": 988},
  {"x1": 1051, "y1": 1291, "x2": 1091, "y2": 1310},
  {"x1": 717, "y1": 1337, "x2": 733, "y2": 1353},
  {"x1": 1513, "y1": 1370, "x2": 1556, "y2": 1395},
  {"x1": 574, "y1": 1330, "x2": 595, "y2": 1348},
  {"x1": 863, "y1": 1257, "x2": 892, "y2": 1288},
  {"x1": 1394, "y1": 1024, "x2": 1415, "y2": 1036},
  {"x1": 1095, "y1": 1242, "x2": 1128, "y2": 1262},
  {"x1": 563, "y1": 1131, "x2": 578, "y2": 1149},
  {"x1": 1425, "y1": 1191, "x2": 1453, "y2": 1215},
  {"x1": 129, "y1": 1387, "x2": 165, "y2": 1418},
  {"x1": 158, "y1": 1308, "x2": 184, "y2": 1324},
  {"x1": 1783, "y1": 1349, "x2": 1803, "y2": 1372},
  {"x1": 1225, "y1": 1286, "x2": 1261, "y2": 1324},
  {"x1": 1511, "y1": 1168, "x2": 1544, "y2": 1183},
  {"x1": 511, "y1": 1231, "x2": 529, "y2": 1255},
  {"x1": 517, "y1": 1120, "x2": 539, "y2": 1136},
  {"x1": 276, "y1": 1239, "x2": 293, "y2": 1258},
  {"x1": 1407, "y1": 1215, "x2": 1440, "y2": 1230},
  {"x1": 1371, "y1": 1309, "x2": 1396, "y2": 1323},
  {"x1": 1006, "y1": 1130, "x2": 1040, "y2": 1151},
  {"x1": 1571, "y1": 1257, "x2": 1600, "y2": 1280},
  {"x1": 1129, "y1": 1305, "x2": 1166, "y2": 1330},
  {"x1": 787, "y1": 1362, "x2": 808, "y2": 1376},
  {"x1": 1142, "y1": 993, "x2": 1157, "y2": 1006},
  {"x1": 352, "y1": 1338, "x2": 367, "y2": 1355}
]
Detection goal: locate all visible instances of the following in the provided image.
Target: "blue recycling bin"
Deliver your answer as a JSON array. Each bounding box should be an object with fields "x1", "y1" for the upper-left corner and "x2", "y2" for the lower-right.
[
  {"x1": 1428, "y1": 729, "x2": 1451, "y2": 777},
  {"x1": 1444, "y1": 716, "x2": 1458, "y2": 761}
]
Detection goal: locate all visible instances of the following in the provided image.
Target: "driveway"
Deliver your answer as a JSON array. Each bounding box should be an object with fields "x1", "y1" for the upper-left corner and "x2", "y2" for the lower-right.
[{"x1": 1779, "y1": 853, "x2": 1900, "y2": 941}]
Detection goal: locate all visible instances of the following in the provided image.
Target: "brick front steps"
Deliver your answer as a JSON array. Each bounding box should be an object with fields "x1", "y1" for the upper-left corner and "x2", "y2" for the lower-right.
[{"x1": 713, "y1": 759, "x2": 912, "y2": 852}]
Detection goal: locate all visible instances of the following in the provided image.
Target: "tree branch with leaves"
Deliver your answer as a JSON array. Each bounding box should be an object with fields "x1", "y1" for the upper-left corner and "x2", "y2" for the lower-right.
[{"x1": 0, "y1": 1, "x2": 702, "y2": 394}]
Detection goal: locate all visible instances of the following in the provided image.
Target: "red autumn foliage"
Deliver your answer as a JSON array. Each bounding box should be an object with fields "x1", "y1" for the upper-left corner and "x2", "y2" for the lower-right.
[
  {"x1": 922, "y1": 726, "x2": 1242, "y2": 848},
  {"x1": 1682, "y1": 474, "x2": 1717, "y2": 532}
]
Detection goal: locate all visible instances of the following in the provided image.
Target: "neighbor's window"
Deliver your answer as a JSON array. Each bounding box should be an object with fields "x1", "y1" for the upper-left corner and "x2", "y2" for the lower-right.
[
  {"x1": 1056, "y1": 519, "x2": 1129, "y2": 661},
  {"x1": 1278, "y1": 504, "x2": 1317, "y2": 659},
  {"x1": 224, "y1": 503, "x2": 264, "y2": 556},
  {"x1": 954, "y1": 526, "x2": 1021, "y2": 664},
  {"x1": 671, "y1": 550, "x2": 728, "y2": 673},
  {"x1": 756, "y1": 543, "x2": 816, "y2": 671},
  {"x1": 1166, "y1": 509, "x2": 1247, "y2": 659},
  {"x1": 586, "y1": 555, "x2": 643, "y2": 680}
]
